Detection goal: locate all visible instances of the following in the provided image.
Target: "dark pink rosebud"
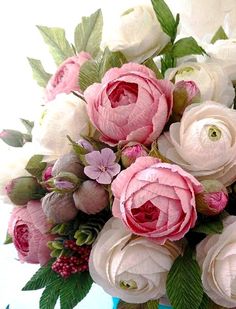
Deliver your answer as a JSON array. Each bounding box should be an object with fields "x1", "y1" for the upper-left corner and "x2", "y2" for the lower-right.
[
  {"x1": 121, "y1": 143, "x2": 148, "y2": 168},
  {"x1": 196, "y1": 180, "x2": 228, "y2": 216},
  {"x1": 73, "y1": 180, "x2": 109, "y2": 214},
  {"x1": 42, "y1": 166, "x2": 53, "y2": 182}
]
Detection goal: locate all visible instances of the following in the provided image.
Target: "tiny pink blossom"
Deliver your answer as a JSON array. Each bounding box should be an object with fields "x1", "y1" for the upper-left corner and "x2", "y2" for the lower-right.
[{"x1": 84, "y1": 148, "x2": 120, "y2": 184}]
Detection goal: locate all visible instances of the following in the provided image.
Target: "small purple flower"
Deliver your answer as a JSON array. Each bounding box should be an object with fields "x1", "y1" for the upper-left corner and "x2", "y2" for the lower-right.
[{"x1": 84, "y1": 148, "x2": 121, "y2": 184}]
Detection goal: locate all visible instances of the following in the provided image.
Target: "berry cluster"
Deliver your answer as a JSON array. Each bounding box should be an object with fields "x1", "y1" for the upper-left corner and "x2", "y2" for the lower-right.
[{"x1": 51, "y1": 240, "x2": 91, "y2": 278}]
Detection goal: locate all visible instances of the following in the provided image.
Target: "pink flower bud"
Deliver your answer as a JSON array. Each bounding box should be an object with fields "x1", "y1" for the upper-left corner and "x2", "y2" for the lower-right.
[
  {"x1": 196, "y1": 180, "x2": 228, "y2": 216},
  {"x1": 121, "y1": 143, "x2": 148, "y2": 168},
  {"x1": 173, "y1": 80, "x2": 200, "y2": 121},
  {"x1": 42, "y1": 192, "x2": 78, "y2": 223},
  {"x1": 42, "y1": 166, "x2": 53, "y2": 182},
  {"x1": 73, "y1": 180, "x2": 109, "y2": 214}
]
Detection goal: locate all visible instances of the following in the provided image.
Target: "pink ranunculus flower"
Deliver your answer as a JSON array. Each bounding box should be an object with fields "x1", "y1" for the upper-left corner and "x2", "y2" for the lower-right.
[
  {"x1": 84, "y1": 63, "x2": 173, "y2": 146},
  {"x1": 45, "y1": 52, "x2": 91, "y2": 102},
  {"x1": 112, "y1": 157, "x2": 203, "y2": 244},
  {"x1": 8, "y1": 200, "x2": 53, "y2": 265}
]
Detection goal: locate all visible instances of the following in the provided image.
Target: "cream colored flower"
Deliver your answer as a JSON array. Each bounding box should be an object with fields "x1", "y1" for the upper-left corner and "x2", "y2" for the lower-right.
[
  {"x1": 32, "y1": 93, "x2": 91, "y2": 162},
  {"x1": 166, "y1": 62, "x2": 235, "y2": 107},
  {"x1": 158, "y1": 101, "x2": 236, "y2": 186},
  {"x1": 196, "y1": 216, "x2": 236, "y2": 308},
  {"x1": 103, "y1": 4, "x2": 170, "y2": 63},
  {"x1": 89, "y1": 217, "x2": 180, "y2": 304}
]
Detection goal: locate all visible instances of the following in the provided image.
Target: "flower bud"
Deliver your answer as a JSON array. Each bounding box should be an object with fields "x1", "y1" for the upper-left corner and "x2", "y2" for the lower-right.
[
  {"x1": 121, "y1": 143, "x2": 148, "y2": 168},
  {"x1": 73, "y1": 180, "x2": 109, "y2": 214},
  {"x1": 52, "y1": 152, "x2": 85, "y2": 179},
  {"x1": 53, "y1": 172, "x2": 80, "y2": 193},
  {"x1": 196, "y1": 180, "x2": 228, "y2": 216},
  {"x1": 5, "y1": 176, "x2": 44, "y2": 205},
  {"x1": 173, "y1": 80, "x2": 200, "y2": 121},
  {"x1": 42, "y1": 192, "x2": 78, "y2": 223},
  {"x1": 77, "y1": 139, "x2": 94, "y2": 152},
  {"x1": 42, "y1": 166, "x2": 53, "y2": 182}
]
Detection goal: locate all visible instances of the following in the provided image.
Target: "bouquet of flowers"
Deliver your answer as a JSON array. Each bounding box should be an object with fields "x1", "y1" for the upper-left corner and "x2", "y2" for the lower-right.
[{"x1": 2, "y1": 0, "x2": 236, "y2": 308}]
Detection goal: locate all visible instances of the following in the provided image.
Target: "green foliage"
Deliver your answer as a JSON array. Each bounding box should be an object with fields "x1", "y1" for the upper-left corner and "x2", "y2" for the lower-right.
[
  {"x1": 151, "y1": 0, "x2": 179, "y2": 42},
  {"x1": 37, "y1": 26, "x2": 74, "y2": 65},
  {"x1": 25, "y1": 155, "x2": 47, "y2": 179},
  {"x1": 20, "y1": 118, "x2": 34, "y2": 135},
  {"x1": 172, "y1": 37, "x2": 206, "y2": 58},
  {"x1": 27, "y1": 58, "x2": 52, "y2": 87},
  {"x1": 143, "y1": 58, "x2": 163, "y2": 79},
  {"x1": 0, "y1": 129, "x2": 26, "y2": 147},
  {"x1": 4, "y1": 233, "x2": 12, "y2": 245},
  {"x1": 166, "y1": 249, "x2": 203, "y2": 309},
  {"x1": 23, "y1": 260, "x2": 93, "y2": 309},
  {"x1": 74, "y1": 9, "x2": 103, "y2": 57},
  {"x1": 211, "y1": 26, "x2": 228, "y2": 44},
  {"x1": 79, "y1": 48, "x2": 127, "y2": 92},
  {"x1": 193, "y1": 217, "x2": 223, "y2": 235}
]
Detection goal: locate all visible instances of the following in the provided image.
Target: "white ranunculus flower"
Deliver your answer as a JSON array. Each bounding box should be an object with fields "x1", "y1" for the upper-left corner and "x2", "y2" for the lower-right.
[
  {"x1": 0, "y1": 141, "x2": 36, "y2": 200},
  {"x1": 32, "y1": 93, "x2": 91, "y2": 162},
  {"x1": 102, "y1": 4, "x2": 170, "y2": 63},
  {"x1": 204, "y1": 39, "x2": 236, "y2": 81},
  {"x1": 165, "y1": 62, "x2": 235, "y2": 107},
  {"x1": 196, "y1": 216, "x2": 236, "y2": 308},
  {"x1": 89, "y1": 217, "x2": 181, "y2": 304},
  {"x1": 158, "y1": 101, "x2": 236, "y2": 186}
]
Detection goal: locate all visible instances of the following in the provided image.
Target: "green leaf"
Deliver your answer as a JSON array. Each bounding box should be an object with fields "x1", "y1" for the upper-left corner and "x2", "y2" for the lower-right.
[
  {"x1": 25, "y1": 155, "x2": 47, "y2": 179},
  {"x1": 27, "y1": 58, "x2": 52, "y2": 88},
  {"x1": 4, "y1": 233, "x2": 12, "y2": 245},
  {"x1": 67, "y1": 135, "x2": 89, "y2": 155},
  {"x1": 0, "y1": 129, "x2": 25, "y2": 147},
  {"x1": 37, "y1": 26, "x2": 74, "y2": 65},
  {"x1": 143, "y1": 58, "x2": 163, "y2": 79},
  {"x1": 60, "y1": 272, "x2": 93, "y2": 309},
  {"x1": 39, "y1": 278, "x2": 62, "y2": 309},
  {"x1": 22, "y1": 260, "x2": 57, "y2": 291},
  {"x1": 172, "y1": 37, "x2": 206, "y2": 58},
  {"x1": 20, "y1": 119, "x2": 34, "y2": 134},
  {"x1": 199, "y1": 293, "x2": 210, "y2": 309},
  {"x1": 74, "y1": 9, "x2": 103, "y2": 57},
  {"x1": 193, "y1": 219, "x2": 223, "y2": 235},
  {"x1": 161, "y1": 53, "x2": 176, "y2": 76},
  {"x1": 166, "y1": 249, "x2": 203, "y2": 309},
  {"x1": 117, "y1": 300, "x2": 159, "y2": 309},
  {"x1": 211, "y1": 26, "x2": 228, "y2": 44},
  {"x1": 79, "y1": 48, "x2": 126, "y2": 92},
  {"x1": 151, "y1": 0, "x2": 178, "y2": 42}
]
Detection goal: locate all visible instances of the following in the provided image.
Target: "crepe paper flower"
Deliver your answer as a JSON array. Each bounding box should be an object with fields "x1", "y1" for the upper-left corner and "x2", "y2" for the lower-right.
[{"x1": 84, "y1": 148, "x2": 120, "y2": 184}]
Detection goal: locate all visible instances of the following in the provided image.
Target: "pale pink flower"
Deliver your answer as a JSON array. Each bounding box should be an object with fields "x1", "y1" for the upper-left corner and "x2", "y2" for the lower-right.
[
  {"x1": 84, "y1": 148, "x2": 120, "y2": 185},
  {"x1": 112, "y1": 156, "x2": 203, "y2": 244}
]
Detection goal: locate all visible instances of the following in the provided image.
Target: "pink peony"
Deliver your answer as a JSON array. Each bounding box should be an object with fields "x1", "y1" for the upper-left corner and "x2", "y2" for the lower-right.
[
  {"x1": 112, "y1": 157, "x2": 203, "y2": 244},
  {"x1": 85, "y1": 63, "x2": 173, "y2": 145},
  {"x1": 45, "y1": 52, "x2": 91, "y2": 102},
  {"x1": 8, "y1": 201, "x2": 53, "y2": 265}
]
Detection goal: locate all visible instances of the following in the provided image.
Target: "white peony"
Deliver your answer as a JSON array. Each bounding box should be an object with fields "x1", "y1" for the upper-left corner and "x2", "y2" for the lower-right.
[
  {"x1": 158, "y1": 101, "x2": 236, "y2": 186},
  {"x1": 0, "y1": 141, "x2": 36, "y2": 200},
  {"x1": 196, "y1": 216, "x2": 236, "y2": 308},
  {"x1": 204, "y1": 39, "x2": 236, "y2": 81},
  {"x1": 102, "y1": 4, "x2": 170, "y2": 63},
  {"x1": 89, "y1": 217, "x2": 180, "y2": 304},
  {"x1": 165, "y1": 62, "x2": 235, "y2": 107},
  {"x1": 32, "y1": 93, "x2": 91, "y2": 162}
]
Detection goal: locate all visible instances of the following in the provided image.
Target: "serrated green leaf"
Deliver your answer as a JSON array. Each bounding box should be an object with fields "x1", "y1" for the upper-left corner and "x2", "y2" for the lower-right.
[
  {"x1": 74, "y1": 9, "x2": 103, "y2": 57},
  {"x1": 211, "y1": 26, "x2": 228, "y2": 44},
  {"x1": 79, "y1": 48, "x2": 127, "y2": 92},
  {"x1": 167, "y1": 250, "x2": 203, "y2": 309},
  {"x1": 40, "y1": 278, "x2": 62, "y2": 309},
  {"x1": 37, "y1": 26, "x2": 73, "y2": 65},
  {"x1": 25, "y1": 155, "x2": 47, "y2": 179},
  {"x1": 172, "y1": 37, "x2": 206, "y2": 58},
  {"x1": 22, "y1": 260, "x2": 57, "y2": 291},
  {"x1": 60, "y1": 272, "x2": 93, "y2": 309},
  {"x1": 193, "y1": 219, "x2": 223, "y2": 235},
  {"x1": 143, "y1": 58, "x2": 163, "y2": 79},
  {"x1": 199, "y1": 293, "x2": 210, "y2": 309},
  {"x1": 27, "y1": 58, "x2": 52, "y2": 87},
  {"x1": 4, "y1": 233, "x2": 12, "y2": 245},
  {"x1": 0, "y1": 129, "x2": 25, "y2": 147},
  {"x1": 151, "y1": 0, "x2": 178, "y2": 42}
]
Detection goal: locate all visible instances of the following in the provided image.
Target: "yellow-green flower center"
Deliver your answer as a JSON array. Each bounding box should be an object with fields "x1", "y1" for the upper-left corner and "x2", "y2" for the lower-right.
[
  {"x1": 122, "y1": 8, "x2": 134, "y2": 16},
  {"x1": 208, "y1": 125, "x2": 221, "y2": 141},
  {"x1": 119, "y1": 279, "x2": 137, "y2": 290}
]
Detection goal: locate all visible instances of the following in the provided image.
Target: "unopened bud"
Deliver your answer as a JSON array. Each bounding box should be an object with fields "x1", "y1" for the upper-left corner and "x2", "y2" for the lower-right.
[
  {"x1": 77, "y1": 139, "x2": 94, "y2": 152},
  {"x1": 121, "y1": 143, "x2": 148, "y2": 168}
]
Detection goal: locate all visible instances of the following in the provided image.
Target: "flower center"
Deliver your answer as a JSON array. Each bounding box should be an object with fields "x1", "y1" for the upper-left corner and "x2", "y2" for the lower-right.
[
  {"x1": 131, "y1": 201, "x2": 159, "y2": 223},
  {"x1": 107, "y1": 81, "x2": 138, "y2": 108},
  {"x1": 119, "y1": 279, "x2": 137, "y2": 290},
  {"x1": 98, "y1": 165, "x2": 107, "y2": 172},
  {"x1": 208, "y1": 125, "x2": 221, "y2": 141},
  {"x1": 14, "y1": 223, "x2": 29, "y2": 253}
]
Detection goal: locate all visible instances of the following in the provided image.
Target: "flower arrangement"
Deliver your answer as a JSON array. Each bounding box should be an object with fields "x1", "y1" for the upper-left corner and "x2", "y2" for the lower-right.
[{"x1": 2, "y1": 0, "x2": 236, "y2": 308}]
